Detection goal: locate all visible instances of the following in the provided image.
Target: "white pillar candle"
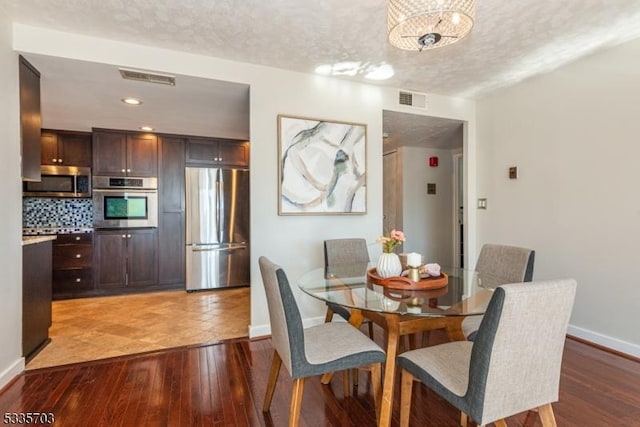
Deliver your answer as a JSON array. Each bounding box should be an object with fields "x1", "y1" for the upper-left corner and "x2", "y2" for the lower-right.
[{"x1": 406, "y1": 252, "x2": 422, "y2": 267}]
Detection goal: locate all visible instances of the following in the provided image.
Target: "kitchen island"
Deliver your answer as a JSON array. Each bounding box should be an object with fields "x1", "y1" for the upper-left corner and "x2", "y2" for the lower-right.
[{"x1": 22, "y1": 235, "x2": 55, "y2": 361}]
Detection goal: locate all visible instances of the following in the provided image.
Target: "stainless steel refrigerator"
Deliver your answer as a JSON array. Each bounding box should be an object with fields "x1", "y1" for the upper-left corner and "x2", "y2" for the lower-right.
[{"x1": 185, "y1": 167, "x2": 250, "y2": 290}]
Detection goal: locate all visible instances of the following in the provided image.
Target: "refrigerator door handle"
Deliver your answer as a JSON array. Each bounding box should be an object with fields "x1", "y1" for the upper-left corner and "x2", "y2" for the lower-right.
[
  {"x1": 217, "y1": 169, "x2": 224, "y2": 244},
  {"x1": 192, "y1": 244, "x2": 247, "y2": 253}
]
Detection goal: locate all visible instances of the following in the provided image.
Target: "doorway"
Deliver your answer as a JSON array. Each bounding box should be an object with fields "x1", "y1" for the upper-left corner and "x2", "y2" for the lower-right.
[
  {"x1": 453, "y1": 153, "x2": 464, "y2": 268},
  {"x1": 382, "y1": 110, "x2": 464, "y2": 264},
  {"x1": 383, "y1": 150, "x2": 401, "y2": 233}
]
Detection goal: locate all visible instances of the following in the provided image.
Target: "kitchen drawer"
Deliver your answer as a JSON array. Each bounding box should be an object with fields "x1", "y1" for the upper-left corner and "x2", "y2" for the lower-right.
[
  {"x1": 53, "y1": 268, "x2": 93, "y2": 296},
  {"x1": 53, "y1": 245, "x2": 93, "y2": 269},
  {"x1": 55, "y1": 233, "x2": 93, "y2": 245}
]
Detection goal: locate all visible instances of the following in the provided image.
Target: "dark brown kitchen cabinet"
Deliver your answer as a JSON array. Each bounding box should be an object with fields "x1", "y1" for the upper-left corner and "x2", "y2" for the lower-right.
[
  {"x1": 158, "y1": 136, "x2": 185, "y2": 286},
  {"x1": 92, "y1": 129, "x2": 158, "y2": 177},
  {"x1": 19, "y1": 55, "x2": 42, "y2": 181},
  {"x1": 41, "y1": 129, "x2": 92, "y2": 167},
  {"x1": 186, "y1": 137, "x2": 249, "y2": 167},
  {"x1": 52, "y1": 233, "x2": 94, "y2": 300},
  {"x1": 158, "y1": 213, "x2": 184, "y2": 286},
  {"x1": 23, "y1": 239, "x2": 52, "y2": 361},
  {"x1": 94, "y1": 229, "x2": 158, "y2": 290}
]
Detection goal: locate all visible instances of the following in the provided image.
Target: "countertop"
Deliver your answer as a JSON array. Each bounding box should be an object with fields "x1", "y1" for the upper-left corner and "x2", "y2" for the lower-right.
[{"x1": 22, "y1": 235, "x2": 57, "y2": 246}]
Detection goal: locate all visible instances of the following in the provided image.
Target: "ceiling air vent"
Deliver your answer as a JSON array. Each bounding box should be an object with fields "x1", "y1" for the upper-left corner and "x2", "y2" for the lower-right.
[
  {"x1": 398, "y1": 90, "x2": 427, "y2": 109},
  {"x1": 119, "y1": 68, "x2": 176, "y2": 86}
]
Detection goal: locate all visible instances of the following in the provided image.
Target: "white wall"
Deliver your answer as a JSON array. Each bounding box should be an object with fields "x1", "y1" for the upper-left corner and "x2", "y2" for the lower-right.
[
  {"x1": 476, "y1": 37, "x2": 640, "y2": 355},
  {"x1": 400, "y1": 146, "x2": 454, "y2": 266},
  {"x1": 0, "y1": 16, "x2": 25, "y2": 388},
  {"x1": 10, "y1": 25, "x2": 477, "y2": 344}
]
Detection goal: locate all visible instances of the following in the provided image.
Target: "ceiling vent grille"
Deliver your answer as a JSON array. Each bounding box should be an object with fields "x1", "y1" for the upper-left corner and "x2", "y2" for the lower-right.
[
  {"x1": 398, "y1": 90, "x2": 427, "y2": 109},
  {"x1": 119, "y1": 68, "x2": 176, "y2": 86}
]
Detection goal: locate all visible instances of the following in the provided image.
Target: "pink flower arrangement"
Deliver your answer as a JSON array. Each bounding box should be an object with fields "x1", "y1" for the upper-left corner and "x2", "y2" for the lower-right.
[{"x1": 378, "y1": 229, "x2": 406, "y2": 253}]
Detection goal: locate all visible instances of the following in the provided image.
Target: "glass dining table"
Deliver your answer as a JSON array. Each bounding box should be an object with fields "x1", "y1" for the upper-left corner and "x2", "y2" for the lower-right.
[{"x1": 297, "y1": 262, "x2": 511, "y2": 427}]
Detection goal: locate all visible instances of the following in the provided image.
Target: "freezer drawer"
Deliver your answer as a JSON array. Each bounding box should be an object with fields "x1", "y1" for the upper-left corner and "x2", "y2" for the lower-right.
[{"x1": 186, "y1": 244, "x2": 250, "y2": 290}]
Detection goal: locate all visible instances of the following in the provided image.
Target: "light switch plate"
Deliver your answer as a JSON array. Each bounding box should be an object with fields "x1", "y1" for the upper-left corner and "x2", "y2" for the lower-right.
[{"x1": 478, "y1": 198, "x2": 487, "y2": 209}]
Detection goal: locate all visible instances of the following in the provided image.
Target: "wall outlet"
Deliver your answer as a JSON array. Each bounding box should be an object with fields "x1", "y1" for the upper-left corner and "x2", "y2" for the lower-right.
[
  {"x1": 477, "y1": 198, "x2": 487, "y2": 209},
  {"x1": 509, "y1": 166, "x2": 518, "y2": 179}
]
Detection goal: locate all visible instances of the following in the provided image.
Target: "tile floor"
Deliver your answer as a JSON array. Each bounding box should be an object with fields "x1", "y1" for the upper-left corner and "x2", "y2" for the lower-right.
[{"x1": 26, "y1": 287, "x2": 250, "y2": 370}]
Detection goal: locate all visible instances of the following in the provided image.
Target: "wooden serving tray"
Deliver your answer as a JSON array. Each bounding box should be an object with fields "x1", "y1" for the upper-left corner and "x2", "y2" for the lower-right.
[{"x1": 367, "y1": 268, "x2": 448, "y2": 290}]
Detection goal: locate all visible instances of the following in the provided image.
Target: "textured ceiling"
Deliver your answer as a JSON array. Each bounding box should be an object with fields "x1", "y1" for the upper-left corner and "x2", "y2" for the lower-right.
[
  {"x1": 4, "y1": 0, "x2": 640, "y2": 146},
  {"x1": 383, "y1": 111, "x2": 462, "y2": 151}
]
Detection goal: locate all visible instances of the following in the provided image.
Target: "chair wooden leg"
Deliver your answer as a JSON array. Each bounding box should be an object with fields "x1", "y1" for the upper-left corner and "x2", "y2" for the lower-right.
[
  {"x1": 289, "y1": 378, "x2": 305, "y2": 427},
  {"x1": 263, "y1": 350, "x2": 282, "y2": 412},
  {"x1": 352, "y1": 368, "x2": 359, "y2": 387},
  {"x1": 324, "y1": 307, "x2": 334, "y2": 323},
  {"x1": 460, "y1": 412, "x2": 468, "y2": 427},
  {"x1": 399, "y1": 369, "x2": 415, "y2": 427},
  {"x1": 538, "y1": 403, "x2": 557, "y2": 427},
  {"x1": 343, "y1": 370, "x2": 351, "y2": 397},
  {"x1": 370, "y1": 363, "x2": 382, "y2": 424},
  {"x1": 494, "y1": 419, "x2": 508, "y2": 427},
  {"x1": 368, "y1": 321, "x2": 374, "y2": 339}
]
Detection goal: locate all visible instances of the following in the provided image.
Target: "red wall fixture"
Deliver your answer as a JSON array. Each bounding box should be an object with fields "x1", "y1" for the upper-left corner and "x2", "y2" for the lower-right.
[{"x1": 429, "y1": 156, "x2": 439, "y2": 167}]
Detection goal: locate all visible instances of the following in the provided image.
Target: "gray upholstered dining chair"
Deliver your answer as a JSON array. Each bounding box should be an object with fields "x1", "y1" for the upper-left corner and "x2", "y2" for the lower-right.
[
  {"x1": 323, "y1": 238, "x2": 375, "y2": 338},
  {"x1": 398, "y1": 278, "x2": 577, "y2": 427},
  {"x1": 258, "y1": 256, "x2": 385, "y2": 426},
  {"x1": 462, "y1": 243, "x2": 535, "y2": 341}
]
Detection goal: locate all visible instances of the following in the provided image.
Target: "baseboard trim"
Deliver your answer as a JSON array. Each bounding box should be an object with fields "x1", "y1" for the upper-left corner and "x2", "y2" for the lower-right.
[
  {"x1": 567, "y1": 324, "x2": 640, "y2": 359},
  {"x1": 249, "y1": 316, "x2": 326, "y2": 339},
  {"x1": 248, "y1": 324, "x2": 270, "y2": 339},
  {"x1": 0, "y1": 357, "x2": 25, "y2": 391}
]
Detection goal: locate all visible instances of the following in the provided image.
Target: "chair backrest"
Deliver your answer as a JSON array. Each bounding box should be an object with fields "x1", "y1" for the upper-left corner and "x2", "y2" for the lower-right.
[
  {"x1": 466, "y1": 278, "x2": 577, "y2": 424},
  {"x1": 258, "y1": 256, "x2": 306, "y2": 378},
  {"x1": 324, "y1": 238, "x2": 370, "y2": 266},
  {"x1": 475, "y1": 244, "x2": 535, "y2": 283}
]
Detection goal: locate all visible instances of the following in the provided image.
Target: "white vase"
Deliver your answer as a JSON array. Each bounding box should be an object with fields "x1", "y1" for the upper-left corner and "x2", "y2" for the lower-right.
[{"x1": 377, "y1": 253, "x2": 402, "y2": 278}]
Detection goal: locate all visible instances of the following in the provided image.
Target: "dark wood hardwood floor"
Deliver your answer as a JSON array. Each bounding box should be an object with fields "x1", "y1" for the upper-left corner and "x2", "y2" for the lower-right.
[{"x1": 1, "y1": 333, "x2": 639, "y2": 426}]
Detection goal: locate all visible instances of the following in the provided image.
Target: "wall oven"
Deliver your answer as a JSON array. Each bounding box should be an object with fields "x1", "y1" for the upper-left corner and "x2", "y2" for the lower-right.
[
  {"x1": 92, "y1": 176, "x2": 158, "y2": 229},
  {"x1": 23, "y1": 165, "x2": 91, "y2": 197}
]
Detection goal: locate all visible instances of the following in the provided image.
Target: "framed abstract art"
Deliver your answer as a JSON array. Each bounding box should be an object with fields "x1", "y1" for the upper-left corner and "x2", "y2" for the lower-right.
[{"x1": 278, "y1": 115, "x2": 367, "y2": 215}]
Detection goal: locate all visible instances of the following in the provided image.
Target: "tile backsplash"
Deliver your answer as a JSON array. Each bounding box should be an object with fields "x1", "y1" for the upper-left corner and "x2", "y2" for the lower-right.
[{"x1": 23, "y1": 198, "x2": 93, "y2": 228}]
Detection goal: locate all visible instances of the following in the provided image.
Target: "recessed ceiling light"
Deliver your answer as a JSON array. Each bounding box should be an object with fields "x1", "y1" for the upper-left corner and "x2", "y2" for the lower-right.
[
  {"x1": 140, "y1": 126, "x2": 154, "y2": 132},
  {"x1": 122, "y1": 97, "x2": 142, "y2": 105}
]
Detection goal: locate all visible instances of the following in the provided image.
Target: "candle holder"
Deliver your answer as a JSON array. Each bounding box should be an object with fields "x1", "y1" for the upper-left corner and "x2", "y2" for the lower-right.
[{"x1": 407, "y1": 266, "x2": 421, "y2": 282}]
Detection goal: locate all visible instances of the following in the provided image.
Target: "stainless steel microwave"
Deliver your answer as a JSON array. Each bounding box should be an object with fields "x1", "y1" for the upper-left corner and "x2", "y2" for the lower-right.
[
  {"x1": 23, "y1": 165, "x2": 91, "y2": 197},
  {"x1": 92, "y1": 176, "x2": 158, "y2": 229}
]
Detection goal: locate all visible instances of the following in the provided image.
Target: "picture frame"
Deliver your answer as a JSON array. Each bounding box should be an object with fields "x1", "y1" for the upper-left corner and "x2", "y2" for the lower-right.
[{"x1": 278, "y1": 114, "x2": 367, "y2": 215}]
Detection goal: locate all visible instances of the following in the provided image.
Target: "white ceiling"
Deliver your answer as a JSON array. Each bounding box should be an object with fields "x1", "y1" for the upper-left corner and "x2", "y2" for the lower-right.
[
  {"x1": 5, "y1": 0, "x2": 640, "y2": 146},
  {"x1": 24, "y1": 54, "x2": 251, "y2": 139}
]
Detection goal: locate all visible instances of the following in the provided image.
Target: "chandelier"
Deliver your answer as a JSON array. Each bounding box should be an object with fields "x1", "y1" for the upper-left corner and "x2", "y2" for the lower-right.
[{"x1": 388, "y1": 0, "x2": 476, "y2": 51}]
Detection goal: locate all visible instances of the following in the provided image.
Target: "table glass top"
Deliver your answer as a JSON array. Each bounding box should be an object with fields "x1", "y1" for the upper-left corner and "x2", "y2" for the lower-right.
[{"x1": 298, "y1": 263, "x2": 513, "y2": 316}]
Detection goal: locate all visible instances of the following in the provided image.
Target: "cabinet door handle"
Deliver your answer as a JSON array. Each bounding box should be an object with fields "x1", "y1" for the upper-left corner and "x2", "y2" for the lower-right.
[
  {"x1": 52, "y1": 158, "x2": 58, "y2": 163},
  {"x1": 121, "y1": 169, "x2": 126, "y2": 173},
  {"x1": 122, "y1": 234, "x2": 127, "y2": 238},
  {"x1": 127, "y1": 234, "x2": 131, "y2": 238},
  {"x1": 75, "y1": 278, "x2": 82, "y2": 283},
  {"x1": 75, "y1": 236, "x2": 81, "y2": 241},
  {"x1": 58, "y1": 158, "x2": 63, "y2": 163},
  {"x1": 75, "y1": 254, "x2": 81, "y2": 258},
  {"x1": 127, "y1": 169, "x2": 131, "y2": 173}
]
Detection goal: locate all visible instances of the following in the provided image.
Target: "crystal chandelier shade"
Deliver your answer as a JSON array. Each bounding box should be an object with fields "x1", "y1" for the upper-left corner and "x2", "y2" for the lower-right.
[{"x1": 388, "y1": 0, "x2": 476, "y2": 51}]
